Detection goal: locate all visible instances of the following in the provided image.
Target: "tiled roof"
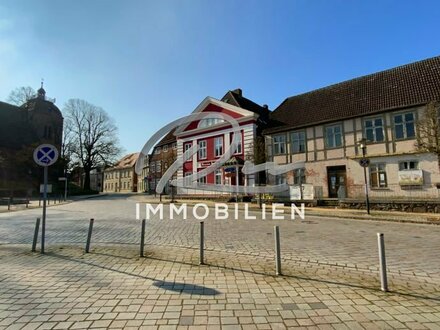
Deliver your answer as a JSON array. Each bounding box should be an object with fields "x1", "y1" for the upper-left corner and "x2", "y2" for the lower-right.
[
  {"x1": 110, "y1": 152, "x2": 139, "y2": 169},
  {"x1": 266, "y1": 56, "x2": 440, "y2": 134}
]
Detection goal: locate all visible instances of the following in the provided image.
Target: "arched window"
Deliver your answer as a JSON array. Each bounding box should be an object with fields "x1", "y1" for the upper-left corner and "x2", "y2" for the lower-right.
[{"x1": 198, "y1": 117, "x2": 225, "y2": 129}]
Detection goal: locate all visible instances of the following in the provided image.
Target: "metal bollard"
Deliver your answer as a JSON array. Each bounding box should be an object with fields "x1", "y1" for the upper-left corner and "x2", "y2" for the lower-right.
[
  {"x1": 85, "y1": 218, "x2": 94, "y2": 253},
  {"x1": 199, "y1": 221, "x2": 205, "y2": 265},
  {"x1": 274, "y1": 226, "x2": 282, "y2": 275},
  {"x1": 7, "y1": 197, "x2": 11, "y2": 211},
  {"x1": 32, "y1": 218, "x2": 41, "y2": 252},
  {"x1": 377, "y1": 233, "x2": 388, "y2": 292},
  {"x1": 39, "y1": 197, "x2": 41, "y2": 207},
  {"x1": 140, "y1": 219, "x2": 146, "y2": 257}
]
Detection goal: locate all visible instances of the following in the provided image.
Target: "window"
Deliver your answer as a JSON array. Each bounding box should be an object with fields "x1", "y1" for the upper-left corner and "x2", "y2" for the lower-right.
[
  {"x1": 197, "y1": 174, "x2": 207, "y2": 184},
  {"x1": 163, "y1": 145, "x2": 168, "y2": 152},
  {"x1": 183, "y1": 143, "x2": 192, "y2": 162},
  {"x1": 198, "y1": 140, "x2": 207, "y2": 159},
  {"x1": 184, "y1": 143, "x2": 192, "y2": 152},
  {"x1": 150, "y1": 162, "x2": 155, "y2": 173},
  {"x1": 184, "y1": 172, "x2": 192, "y2": 185},
  {"x1": 291, "y1": 131, "x2": 306, "y2": 153},
  {"x1": 231, "y1": 132, "x2": 242, "y2": 154},
  {"x1": 364, "y1": 117, "x2": 384, "y2": 142},
  {"x1": 198, "y1": 118, "x2": 225, "y2": 128},
  {"x1": 275, "y1": 174, "x2": 287, "y2": 185},
  {"x1": 399, "y1": 161, "x2": 419, "y2": 171},
  {"x1": 294, "y1": 168, "x2": 306, "y2": 185},
  {"x1": 325, "y1": 124, "x2": 343, "y2": 148},
  {"x1": 214, "y1": 136, "x2": 223, "y2": 157},
  {"x1": 273, "y1": 134, "x2": 286, "y2": 155},
  {"x1": 172, "y1": 142, "x2": 177, "y2": 149},
  {"x1": 155, "y1": 147, "x2": 161, "y2": 154},
  {"x1": 370, "y1": 164, "x2": 387, "y2": 188},
  {"x1": 156, "y1": 161, "x2": 161, "y2": 173},
  {"x1": 394, "y1": 112, "x2": 415, "y2": 140},
  {"x1": 215, "y1": 169, "x2": 222, "y2": 185}
]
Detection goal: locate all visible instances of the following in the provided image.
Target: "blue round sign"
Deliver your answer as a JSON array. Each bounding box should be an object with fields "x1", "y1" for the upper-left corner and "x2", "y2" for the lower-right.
[{"x1": 33, "y1": 144, "x2": 59, "y2": 167}]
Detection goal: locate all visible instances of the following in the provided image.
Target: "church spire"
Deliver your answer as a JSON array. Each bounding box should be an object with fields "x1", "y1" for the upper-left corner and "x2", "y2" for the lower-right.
[{"x1": 37, "y1": 79, "x2": 46, "y2": 99}]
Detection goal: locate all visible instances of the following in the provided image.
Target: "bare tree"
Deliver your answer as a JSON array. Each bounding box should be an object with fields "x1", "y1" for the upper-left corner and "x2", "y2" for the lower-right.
[
  {"x1": 63, "y1": 99, "x2": 122, "y2": 191},
  {"x1": 416, "y1": 100, "x2": 440, "y2": 170},
  {"x1": 7, "y1": 86, "x2": 36, "y2": 105}
]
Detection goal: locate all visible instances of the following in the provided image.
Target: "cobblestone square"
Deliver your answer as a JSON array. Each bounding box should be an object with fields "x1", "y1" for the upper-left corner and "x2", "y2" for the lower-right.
[{"x1": 0, "y1": 195, "x2": 439, "y2": 329}]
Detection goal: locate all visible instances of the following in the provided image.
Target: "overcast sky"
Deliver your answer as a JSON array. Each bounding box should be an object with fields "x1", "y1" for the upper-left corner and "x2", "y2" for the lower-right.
[{"x1": 1, "y1": 0, "x2": 440, "y2": 153}]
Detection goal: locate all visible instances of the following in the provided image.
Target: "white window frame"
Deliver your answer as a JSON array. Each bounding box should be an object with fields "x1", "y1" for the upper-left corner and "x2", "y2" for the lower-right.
[
  {"x1": 215, "y1": 169, "x2": 222, "y2": 185},
  {"x1": 214, "y1": 136, "x2": 223, "y2": 157},
  {"x1": 364, "y1": 117, "x2": 385, "y2": 143},
  {"x1": 198, "y1": 140, "x2": 207, "y2": 159},
  {"x1": 273, "y1": 134, "x2": 286, "y2": 155},
  {"x1": 399, "y1": 160, "x2": 419, "y2": 171},
  {"x1": 232, "y1": 132, "x2": 242, "y2": 155}
]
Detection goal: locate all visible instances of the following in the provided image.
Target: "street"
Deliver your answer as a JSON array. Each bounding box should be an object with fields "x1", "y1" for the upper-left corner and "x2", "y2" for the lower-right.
[{"x1": 0, "y1": 195, "x2": 439, "y2": 329}]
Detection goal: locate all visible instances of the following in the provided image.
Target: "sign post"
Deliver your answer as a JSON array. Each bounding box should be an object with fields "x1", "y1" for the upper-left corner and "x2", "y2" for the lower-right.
[{"x1": 33, "y1": 144, "x2": 59, "y2": 254}]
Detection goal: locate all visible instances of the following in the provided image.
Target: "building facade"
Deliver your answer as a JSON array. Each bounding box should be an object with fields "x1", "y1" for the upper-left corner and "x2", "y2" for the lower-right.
[
  {"x1": 174, "y1": 89, "x2": 269, "y2": 196},
  {"x1": 148, "y1": 132, "x2": 177, "y2": 194},
  {"x1": 264, "y1": 56, "x2": 440, "y2": 200},
  {"x1": 0, "y1": 84, "x2": 64, "y2": 196},
  {"x1": 103, "y1": 153, "x2": 139, "y2": 193}
]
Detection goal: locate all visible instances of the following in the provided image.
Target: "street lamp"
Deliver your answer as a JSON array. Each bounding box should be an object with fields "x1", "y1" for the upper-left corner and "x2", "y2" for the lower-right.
[{"x1": 357, "y1": 138, "x2": 370, "y2": 214}]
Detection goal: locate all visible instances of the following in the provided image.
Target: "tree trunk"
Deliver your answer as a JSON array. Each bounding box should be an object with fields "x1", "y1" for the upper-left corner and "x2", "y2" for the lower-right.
[{"x1": 83, "y1": 168, "x2": 91, "y2": 191}]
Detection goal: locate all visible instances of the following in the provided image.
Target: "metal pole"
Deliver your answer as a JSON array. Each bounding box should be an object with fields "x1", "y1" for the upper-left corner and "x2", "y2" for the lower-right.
[
  {"x1": 64, "y1": 176, "x2": 68, "y2": 201},
  {"x1": 7, "y1": 197, "x2": 11, "y2": 211},
  {"x1": 362, "y1": 147, "x2": 370, "y2": 214},
  {"x1": 41, "y1": 166, "x2": 48, "y2": 254},
  {"x1": 377, "y1": 233, "x2": 388, "y2": 292},
  {"x1": 32, "y1": 218, "x2": 41, "y2": 252},
  {"x1": 140, "y1": 219, "x2": 146, "y2": 257},
  {"x1": 85, "y1": 218, "x2": 94, "y2": 253},
  {"x1": 199, "y1": 221, "x2": 204, "y2": 265},
  {"x1": 274, "y1": 226, "x2": 281, "y2": 275}
]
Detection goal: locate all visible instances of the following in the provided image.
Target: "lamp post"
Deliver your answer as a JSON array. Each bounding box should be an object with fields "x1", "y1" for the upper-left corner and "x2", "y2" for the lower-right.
[{"x1": 358, "y1": 138, "x2": 370, "y2": 215}]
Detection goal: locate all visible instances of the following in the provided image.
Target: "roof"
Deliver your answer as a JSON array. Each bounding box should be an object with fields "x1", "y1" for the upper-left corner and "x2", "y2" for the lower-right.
[
  {"x1": 23, "y1": 96, "x2": 63, "y2": 119},
  {"x1": 156, "y1": 128, "x2": 177, "y2": 147},
  {"x1": 109, "y1": 153, "x2": 140, "y2": 170},
  {"x1": 266, "y1": 55, "x2": 440, "y2": 134},
  {"x1": 221, "y1": 89, "x2": 270, "y2": 118},
  {"x1": 0, "y1": 101, "x2": 38, "y2": 149}
]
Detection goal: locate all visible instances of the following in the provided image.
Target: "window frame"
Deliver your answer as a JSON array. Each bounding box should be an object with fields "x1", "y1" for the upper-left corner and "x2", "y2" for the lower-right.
[
  {"x1": 214, "y1": 136, "x2": 223, "y2": 158},
  {"x1": 215, "y1": 169, "x2": 222, "y2": 185},
  {"x1": 273, "y1": 134, "x2": 286, "y2": 155},
  {"x1": 291, "y1": 131, "x2": 306, "y2": 154},
  {"x1": 369, "y1": 163, "x2": 387, "y2": 188},
  {"x1": 398, "y1": 160, "x2": 419, "y2": 171},
  {"x1": 324, "y1": 123, "x2": 343, "y2": 149},
  {"x1": 198, "y1": 140, "x2": 207, "y2": 160},
  {"x1": 393, "y1": 111, "x2": 416, "y2": 140},
  {"x1": 231, "y1": 132, "x2": 243, "y2": 155},
  {"x1": 363, "y1": 116, "x2": 385, "y2": 143}
]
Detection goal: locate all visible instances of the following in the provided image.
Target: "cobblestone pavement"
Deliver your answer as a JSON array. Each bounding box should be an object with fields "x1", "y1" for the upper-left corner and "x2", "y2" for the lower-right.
[
  {"x1": 0, "y1": 195, "x2": 439, "y2": 328},
  {"x1": 0, "y1": 244, "x2": 440, "y2": 330}
]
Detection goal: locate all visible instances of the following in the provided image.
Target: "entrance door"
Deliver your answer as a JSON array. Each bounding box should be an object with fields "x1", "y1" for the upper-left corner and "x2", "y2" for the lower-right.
[{"x1": 327, "y1": 166, "x2": 346, "y2": 198}]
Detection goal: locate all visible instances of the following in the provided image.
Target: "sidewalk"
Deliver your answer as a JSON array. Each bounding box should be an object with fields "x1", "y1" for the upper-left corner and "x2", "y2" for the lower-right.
[
  {"x1": 0, "y1": 193, "x2": 106, "y2": 213},
  {"x1": 133, "y1": 194, "x2": 440, "y2": 225}
]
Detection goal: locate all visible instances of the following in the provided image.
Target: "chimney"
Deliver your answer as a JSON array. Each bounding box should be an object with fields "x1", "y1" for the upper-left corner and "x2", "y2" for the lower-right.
[
  {"x1": 232, "y1": 88, "x2": 242, "y2": 96},
  {"x1": 263, "y1": 104, "x2": 269, "y2": 110}
]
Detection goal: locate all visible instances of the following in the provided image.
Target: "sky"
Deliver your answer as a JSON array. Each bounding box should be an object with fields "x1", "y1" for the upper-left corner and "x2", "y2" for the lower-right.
[{"x1": 1, "y1": 0, "x2": 440, "y2": 154}]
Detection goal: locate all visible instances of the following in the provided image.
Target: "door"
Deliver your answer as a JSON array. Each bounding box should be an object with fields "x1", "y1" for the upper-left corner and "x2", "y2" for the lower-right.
[{"x1": 327, "y1": 166, "x2": 346, "y2": 198}]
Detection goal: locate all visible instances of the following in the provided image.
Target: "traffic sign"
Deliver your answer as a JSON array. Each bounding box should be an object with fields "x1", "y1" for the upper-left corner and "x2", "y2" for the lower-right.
[
  {"x1": 33, "y1": 144, "x2": 59, "y2": 167},
  {"x1": 359, "y1": 158, "x2": 370, "y2": 167}
]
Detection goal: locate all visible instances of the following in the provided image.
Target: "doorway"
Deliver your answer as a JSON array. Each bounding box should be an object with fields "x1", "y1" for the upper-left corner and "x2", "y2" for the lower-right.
[{"x1": 327, "y1": 166, "x2": 346, "y2": 198}]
